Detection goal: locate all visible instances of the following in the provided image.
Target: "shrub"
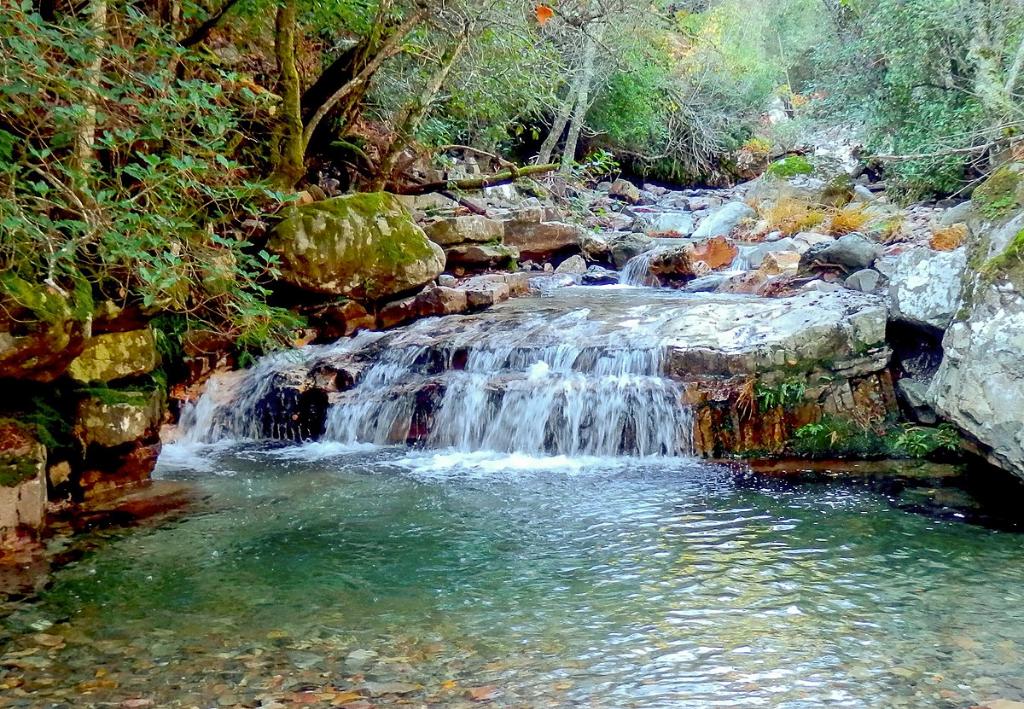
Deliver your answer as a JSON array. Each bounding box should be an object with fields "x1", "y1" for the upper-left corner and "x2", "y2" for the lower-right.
[
  {"x1": 766, "y1": 155, "x2": 814, "y2": 178},
  {"x1": 764, "y1": 197, "x2": 826, "y2": 235},
  {"x1": 828, "y1": 205, "x2": 871, "y2": 236}
]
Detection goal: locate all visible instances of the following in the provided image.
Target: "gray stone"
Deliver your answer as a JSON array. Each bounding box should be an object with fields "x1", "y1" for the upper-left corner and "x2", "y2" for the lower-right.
[
  {"x1": 888, "y1": 247, "x2": 967, "y2": 330},
  {"x1": 555, "y1": 255, "x2": 587, "y2": 275},
  {"x1": 503, "y1": 221, "x2": 585, "y2": 261},
  {"x1": 648, "y1": 212, "x2": 695, "y2": 236},
  {"x1": 444, "y1": 244, "x2": 519, "y2": 270},
  {"x1": 929, "y1": 285, "x2": 1024, "y2": 479},
  {"x1": 692, "y1": 201, "x2": 756, "y2": 239},
  {"x1": 608, "y1": 232, "x2": 654, "y2": 269},
  {"x1": 745, "y1": 238, "x2": 800, "y2": 268},
  {"x1": 581, "y1": 269, "x2": 619, "y2": 286},
  {"x1": 437, "y1": 274, "x2": 458, "y2": 287},
  {"x1": 423, "y1": 215, "x2": 503, "y2": 246},
  {"x1": 897, "y1": 377, "x2": 937, "y2": 424},
  {"x1": 845, "y1": 269, "x2": 883, "y2": 293},
  {"x1": 580, "y1": 232, "x2": 611, "y2": 263},
  {"x1": 937, "y1": 200, "x2": 974, "y2": 227},
  {"x1": 608, "y1": 179, "x2": 642, "y2": 204},
  {"x1": 813, "y1": 233, "x2": 883, "y2": 271},
  {"x1": 0, "y1": 421, "x2": 47, "y2": 541}
]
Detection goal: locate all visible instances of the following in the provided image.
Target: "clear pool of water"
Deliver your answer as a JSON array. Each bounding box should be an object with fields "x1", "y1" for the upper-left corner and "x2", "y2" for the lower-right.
[{"x1": 3, "y1": 444, "x2": 1024, "y2": 708}]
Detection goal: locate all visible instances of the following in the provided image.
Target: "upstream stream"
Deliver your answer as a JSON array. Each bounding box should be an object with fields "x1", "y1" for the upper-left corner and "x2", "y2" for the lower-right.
[{"x1": 4, "y1": 285, "x2": 1024, "y2": 708}]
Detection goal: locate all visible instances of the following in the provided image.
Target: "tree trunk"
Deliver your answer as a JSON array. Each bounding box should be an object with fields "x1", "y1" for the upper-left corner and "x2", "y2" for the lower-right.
[
  {"x1": 372, "y1": 28, "x2": 472, "y2": 191},
  {"x1": 396, "y1": 164, "x2": 559, "y2": 195},
  {"x1": 73, "y1": 0, "x2": 107, "y2": 180},
  {"x1": 559, "y1": 27, "x2": 599, "y2": 176},
  {"x1": 271, "y1": 0, "x2": 305, "y2": 188},
  {"x1": 536, "y1": 87, "x2": 572, "y2": 165},
  {"x1": 301, "y1": 8, "x2": 426, "y2": 154}
]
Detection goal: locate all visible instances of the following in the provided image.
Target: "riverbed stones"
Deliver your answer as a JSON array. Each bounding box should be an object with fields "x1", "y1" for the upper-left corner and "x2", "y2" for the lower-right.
[
  {"x1": 269, "y1": 192, "x2": 445, "y2": 302},
  {"x1": 888, "y1": 247, "x2": 967, "y2": 330},
  {"x1": 66, "y1": 328, "x2": 159, "y2": 384},
  {"x1": 692, "y1": 201, "x2": 756, "y2": 239},
  {"x1": 845, "y1": 268, "x2": 883, "y2": 293},
  {"x1": 555, "y1": 255, "x2": 588, "y2": 275}
]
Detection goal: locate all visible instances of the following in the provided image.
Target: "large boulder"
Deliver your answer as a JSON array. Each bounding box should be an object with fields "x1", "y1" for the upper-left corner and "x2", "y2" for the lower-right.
[
  {"x1": 423, "y1": 215, "x2": 503, "y2": 246},
  {"x1": 0, "y1": 274, "x2": 93, "y2": 383},
  {"x1": 929, "y1": 284, "x2": 1024, "y2": 478},
  {"x1": 269, "y1": 192, "x2": 445, "y2": 301},
  {"x1": 803, "y1": 233, "x2": 882, "y2": 272},
  {"x1": 503, "y1": 221, "x2": 586, "y2": 261},
  {"x1": 687, "y1": 236, "x2": 739, "y2": 270},
  {"x1": 888, "y1": 247, "x2": 968, "y2": 330},
  {"x1": 67, "y1": 328, "x2": 159, "y2": 384},
  {"x1": 692, "y1": 202, "x2": 756, "y2": 239},
  {"x1": 0, "y1": 420, "x2": 47, "y2": 541}
]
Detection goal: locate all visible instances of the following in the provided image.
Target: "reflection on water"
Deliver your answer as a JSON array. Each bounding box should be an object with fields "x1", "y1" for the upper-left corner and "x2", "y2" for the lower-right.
[{"x1": 3, "y1": 444, "x2": 1024, "y2": 708}]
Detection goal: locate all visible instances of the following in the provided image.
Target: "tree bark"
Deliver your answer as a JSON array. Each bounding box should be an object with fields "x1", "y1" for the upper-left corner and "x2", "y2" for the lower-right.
[
  {"x1": 396, "y1": 164, "x2": 559, "y2": 195},
  {"x1": 560, "y1": 27, "x2": 599, "y2": 176},
  {"x1": 73, "y1": 0, "x2": 107, "y2": 180},
  {"x1": 271, "y1": 0, "x2": 305, "y2": 188},
  {"x1": 179, "y1": 0, "x2": 242, "y2": 48},
  {"x1": 536, "y1": 88, "x2": 572, "y2": 165},
  {"x1": 372, "y1": 28, "x2": 472, "y2": 191},
  {"x1": 301, "y1": 8, "x2": 426, "y2": 153}
]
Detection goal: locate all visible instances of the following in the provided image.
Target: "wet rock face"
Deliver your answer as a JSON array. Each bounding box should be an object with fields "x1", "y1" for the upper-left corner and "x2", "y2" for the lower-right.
[
  {"x1": 66, "y1": 328, "x2": 159, "y2": 384},
  {"x1": 269, "y1": 192, "x2": 445, "y2": 302},
  {"x1": 929, "y1": 285, "x2": 1024, "y2": 478},
  {"x1": 0, "y1": 420, "x2": 47, "y2": 540},
  {"x1": 888, "y1": 247, "x2": 967, "y2": 330},
  {"x1": 608, "y1": 232, "x2": 653, "y2": 269}
]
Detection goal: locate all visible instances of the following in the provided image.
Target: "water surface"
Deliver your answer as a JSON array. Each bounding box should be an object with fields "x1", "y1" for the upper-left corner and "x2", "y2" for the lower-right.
[{"x1": 3, "y1": 445, "x2": 1024, "y2": 708}]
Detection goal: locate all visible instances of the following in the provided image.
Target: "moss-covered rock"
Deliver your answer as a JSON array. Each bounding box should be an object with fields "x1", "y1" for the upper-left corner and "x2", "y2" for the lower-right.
[
  {"x1": 66, "y1": 328, "x2": 159, "y2": 384},
  {"x1": 766, "y1": 155, "x2": 813, "y2": 178},
  {"x1": 268, "y1": 192, "x2": 445, "y2": 302},
  {"x1": 972, "y1": 163, "x2": 1024, "y2": 220},
  {"x1": 0, "y1": 273, "x2": 93, "y2": 383},
  {"x1": 0, "y1": 419, "x2": 47, "y2": 540},
  {"x1": 74, "y1": 387, "x2": 165, "y2": 449}
]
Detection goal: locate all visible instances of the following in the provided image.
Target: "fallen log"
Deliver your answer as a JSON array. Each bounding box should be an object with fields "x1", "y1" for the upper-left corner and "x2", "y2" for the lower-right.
[{"x1": 395, "y1": 163, "x2": 558, "y2": 196}]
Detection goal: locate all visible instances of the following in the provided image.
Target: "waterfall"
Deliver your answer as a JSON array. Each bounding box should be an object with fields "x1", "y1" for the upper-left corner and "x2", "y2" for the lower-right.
[
  {"x1": 621, "y1": 250, "x2": 660, "y2": 287},
  {"x1": 178, "y1": 294, "x2": 695, "y2": 458}
]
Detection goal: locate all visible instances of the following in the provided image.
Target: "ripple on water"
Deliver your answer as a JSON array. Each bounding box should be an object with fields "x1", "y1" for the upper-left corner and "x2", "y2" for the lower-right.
[{"x1": 1, "y1": 444, "x2": 1023, "y2": 708}]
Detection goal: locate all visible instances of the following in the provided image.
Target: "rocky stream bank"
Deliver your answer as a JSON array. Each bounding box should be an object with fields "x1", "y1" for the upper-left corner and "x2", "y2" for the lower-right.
[{"x1": 3, "y1": 155, "x2": 1024, "y2": 555}]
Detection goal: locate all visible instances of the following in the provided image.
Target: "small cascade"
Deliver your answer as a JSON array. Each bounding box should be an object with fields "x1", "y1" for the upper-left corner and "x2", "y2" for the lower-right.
[
  {"x1": 179, "y1": 294, "x2": 695, "y2": 458},
  {"x1": 621, "y1": 250, "x2": 660, "y2": 287},
  {"x1": 729, "y1": 244, "x2": 756, "y2": 272}
]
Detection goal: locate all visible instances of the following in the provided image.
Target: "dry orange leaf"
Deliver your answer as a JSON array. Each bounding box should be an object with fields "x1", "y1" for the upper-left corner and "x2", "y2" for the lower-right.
[
  {"x1": 535, "y1": 5, "x2": 554, "y2": 25},
  {"x1": 467, "y1": 685, "x2": 499, "y2": 701}
]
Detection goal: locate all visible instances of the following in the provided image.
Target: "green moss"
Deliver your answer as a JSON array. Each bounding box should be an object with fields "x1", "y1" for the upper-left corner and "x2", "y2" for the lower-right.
[
  {"x1": 766, "y1": 155, "x2": 813, "y2": 178},
  {"x1": 973, "y1": 165, "x2": 1023, "y2": 220},
  {"x1": 979, "y1": 227, "x2": 1024, "y2": 284},
  {"x1": 0, "y1": 419, "x2": 43, "y2": 487},
  {"x1": 0, "y1": 271, "x2": 94, "y2": 327}
]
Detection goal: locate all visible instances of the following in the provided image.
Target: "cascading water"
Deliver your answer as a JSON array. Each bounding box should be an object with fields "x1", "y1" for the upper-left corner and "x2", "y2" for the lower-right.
[
  {"x1": 178, "y1": 290, "x2": 695, "y2": 458},
  {"x1": 620, "y1": 249, "x2": 659, "y2": 287}
]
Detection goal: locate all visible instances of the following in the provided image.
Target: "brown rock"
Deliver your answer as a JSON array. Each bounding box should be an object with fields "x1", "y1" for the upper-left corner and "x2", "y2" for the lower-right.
[
  {"x1": 416, "y1": 286, "x2": 469, "y2": 317},
  {"x1": 688, "y1": 236, "x2": 738, "y2": 270},
  {"x1": 424, "y1": 215, "x2": 504, "y2": 246},
  {"x1": 502, "y1": 221, "x2": 585, "y2": 261},
  {"x1": 759, "y1": 251, "x2": 801, "y2": 276}
]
